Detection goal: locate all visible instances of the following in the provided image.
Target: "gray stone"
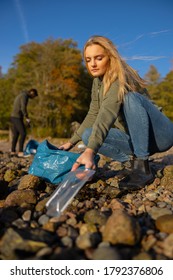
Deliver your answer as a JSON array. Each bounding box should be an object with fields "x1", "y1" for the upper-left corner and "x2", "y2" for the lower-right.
[{"x1": 92, "y1": 246, "x2": 121, "y2": 260}]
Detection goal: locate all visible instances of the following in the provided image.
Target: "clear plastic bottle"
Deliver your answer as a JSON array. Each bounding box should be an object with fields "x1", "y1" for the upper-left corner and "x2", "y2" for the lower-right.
[{"x1": 46, "y1": 169, "x2": 95, "y2": 217}]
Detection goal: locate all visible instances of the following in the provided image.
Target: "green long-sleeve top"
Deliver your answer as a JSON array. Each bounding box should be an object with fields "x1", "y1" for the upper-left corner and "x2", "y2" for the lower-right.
[
  {"x1": 11, "y1": 91, "x2": 29, "y2": 119},
  {"x1": 70, "y1": 77, "x2": 126, "y2": 153}
]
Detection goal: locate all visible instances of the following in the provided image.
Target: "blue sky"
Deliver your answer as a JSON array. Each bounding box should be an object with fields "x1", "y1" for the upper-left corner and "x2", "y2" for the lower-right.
[{"x1": 1, "y1": 0, "x2": 173, "y2": 78}]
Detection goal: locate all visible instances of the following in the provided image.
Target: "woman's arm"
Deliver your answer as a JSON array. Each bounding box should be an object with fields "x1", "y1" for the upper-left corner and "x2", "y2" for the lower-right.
[
  {"x1": 70, "y1": 78, "x2": 100, "y2": 146},
  {"x1": 86, "y1": 81, "x2": 122, "y2": 152}
]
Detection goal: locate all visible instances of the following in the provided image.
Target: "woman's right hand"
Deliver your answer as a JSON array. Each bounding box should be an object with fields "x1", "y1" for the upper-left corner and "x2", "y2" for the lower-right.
[
  {"x1": 58, "y1": 142, "x2": 74, "y2": 151},
  {"x1": 71, "y1": 148, "x2": 96, "y2": 171}
]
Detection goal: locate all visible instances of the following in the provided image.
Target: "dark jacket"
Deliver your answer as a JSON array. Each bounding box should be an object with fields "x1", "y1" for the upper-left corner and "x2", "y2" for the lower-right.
[{"x1": 11, "y1": 91, "x2": 29, "y2": 119}]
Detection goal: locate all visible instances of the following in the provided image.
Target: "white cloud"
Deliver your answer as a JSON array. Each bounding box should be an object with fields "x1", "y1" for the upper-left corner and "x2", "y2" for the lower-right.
[
  {"x1": 124, "y1": 55, "x2": 166, "y2": 61},
  {"x1": 149, "y1": 29, "x2": 171, "y2": 37},
  {"x1": 119, "y1": 29, "x2": 171, "y2": 49},
  {"x1": 14, "y1": 0, "x2": 29, "y2": 43}
]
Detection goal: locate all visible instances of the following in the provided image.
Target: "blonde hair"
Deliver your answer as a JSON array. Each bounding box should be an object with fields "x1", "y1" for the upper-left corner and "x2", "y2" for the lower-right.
[{"x1": 83, "y1": 35, "x2": 146, "y2": 101}]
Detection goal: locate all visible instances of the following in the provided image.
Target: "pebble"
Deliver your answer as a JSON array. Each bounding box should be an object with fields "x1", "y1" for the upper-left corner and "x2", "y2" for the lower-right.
[
  {"x1": 145, "y1": 191, "x2": 158, "y2": 201},
  {"x1": 92, "y1": 246, "x2": 121, "y2": 260},
  {"x1": 22, "y1": 210, "x2": 32, "y2": 221},
  {"x1": 61, "y1": 236, "x2": 73, "y2": 248},
  {"x1": 38, "y1": 214, "x2": 50, "y2": 225},
  {"x1": 76, "y1": 233, "x2": 94, "y2": 249},
  {"x1": 157, "y1": 201, "x2": 167, "y2": 208},
  {"x1": 0, "y1": 147, "x2": 173, "y2": 260}
]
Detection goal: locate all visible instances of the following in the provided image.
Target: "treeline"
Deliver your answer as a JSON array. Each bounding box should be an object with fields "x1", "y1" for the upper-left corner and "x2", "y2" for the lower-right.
[
  {"x1": 0, "y1": 39, "x2": 173, "y2": 138},
  {"x1": 145, "y1": 65, "x2": 173, "y2": 121},
  {"x1": 0, "y1": 38, "x2": 92, "y2": 137}
]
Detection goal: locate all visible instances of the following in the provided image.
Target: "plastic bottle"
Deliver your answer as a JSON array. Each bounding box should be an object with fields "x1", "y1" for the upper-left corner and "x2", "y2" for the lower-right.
[{"x1": 46, "y1": 169, "x2": 95, "y2": 217}]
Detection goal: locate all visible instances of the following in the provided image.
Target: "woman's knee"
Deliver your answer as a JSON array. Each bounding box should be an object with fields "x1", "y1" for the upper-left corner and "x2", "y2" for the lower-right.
[
  {"x1": 82, "y1": 128, "x2": 92, "y2": 145},
  {"x1": 124, "y1": 92, "x2": 138, "y2": 107}
]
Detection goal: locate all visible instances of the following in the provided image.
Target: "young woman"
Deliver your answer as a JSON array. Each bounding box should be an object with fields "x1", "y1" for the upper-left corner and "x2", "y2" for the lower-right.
[{"x1": 59, "y1": 36, "x2": 173, "y2": 190}]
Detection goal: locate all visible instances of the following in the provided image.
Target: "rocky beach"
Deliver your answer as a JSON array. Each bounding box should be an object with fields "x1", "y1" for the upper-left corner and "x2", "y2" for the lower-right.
[{"x1": 0, "y1": 139, "x2": 173, "y2": 260}]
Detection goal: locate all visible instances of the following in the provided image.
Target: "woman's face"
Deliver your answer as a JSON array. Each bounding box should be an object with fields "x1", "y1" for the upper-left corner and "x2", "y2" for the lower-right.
[{"x1": 85, "y1": 44, "x2": 110, "y2": 77}]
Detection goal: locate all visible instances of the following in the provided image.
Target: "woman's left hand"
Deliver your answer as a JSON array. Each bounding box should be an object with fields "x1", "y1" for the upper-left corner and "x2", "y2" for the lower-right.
[
  {"x1": 71, "y1": 148, "x2": 96, "y2": 171},
  {"x1": 58, "y1": 142, "x2": 73, "y2": 151}
]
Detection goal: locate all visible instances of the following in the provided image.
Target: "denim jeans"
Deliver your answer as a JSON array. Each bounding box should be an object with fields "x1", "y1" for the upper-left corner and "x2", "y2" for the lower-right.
[{"x1": 82, "y1": 92, "x2": 173, "y2": 162}]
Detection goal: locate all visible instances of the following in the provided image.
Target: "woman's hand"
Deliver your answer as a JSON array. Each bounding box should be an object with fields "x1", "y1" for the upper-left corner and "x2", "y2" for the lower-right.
[
  {"x1": 59, "y1": 142, "x2": 73, "y2": 151},
  {"x1": 71, "y1": 148, "x2": 96, "y2": 171}
]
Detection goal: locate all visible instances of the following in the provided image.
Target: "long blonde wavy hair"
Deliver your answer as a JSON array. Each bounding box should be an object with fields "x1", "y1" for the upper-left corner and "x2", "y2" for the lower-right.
[{"x1": 83, "y1": 35, "x2": 147, "y2": 101}]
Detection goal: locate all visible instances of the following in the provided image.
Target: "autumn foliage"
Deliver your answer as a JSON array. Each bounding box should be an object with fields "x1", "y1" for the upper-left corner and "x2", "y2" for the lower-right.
[
  {"x1": 0, "y1": 38, "x2": 92, "y2": 137},
  {"x1": 0, "y1": 40, "x2": 173, "y2": 138}
]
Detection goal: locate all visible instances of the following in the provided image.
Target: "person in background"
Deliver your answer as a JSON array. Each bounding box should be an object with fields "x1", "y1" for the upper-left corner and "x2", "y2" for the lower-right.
[
  {"x1": 59, "y1": 35, "x2": 173, "y2": 191},
  {"x1": 10, "y1": 88, "x2": 38, "y2": 157}
]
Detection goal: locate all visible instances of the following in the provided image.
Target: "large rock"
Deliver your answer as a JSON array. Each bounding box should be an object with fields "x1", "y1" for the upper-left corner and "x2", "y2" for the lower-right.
[
  {"x1": 102, "y1": 210, "x2": 141, "y2": 245},
  {"x1": 160, "y1": 165, "x2": 173, "y2": 190},
  {"x1": 4, "y1": 189, "x2": 37, "y2": 207},
  {"x1": 155, "y1": 214, "x2": 173, "y2": 233},
  {"x1": 18, "y1": 174, "x2": 44, "y2": 190},
  {"x1": 148, "y1": 206, "x2": 172, "y2": 220},
  {"x1": 0, "y1": 228, "x2": 47, "y2": 260}
]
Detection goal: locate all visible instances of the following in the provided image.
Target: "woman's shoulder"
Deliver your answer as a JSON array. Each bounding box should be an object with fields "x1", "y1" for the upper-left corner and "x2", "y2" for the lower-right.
[{"x1": 109, "y1": 79, "x2": 119, "y2": 93}]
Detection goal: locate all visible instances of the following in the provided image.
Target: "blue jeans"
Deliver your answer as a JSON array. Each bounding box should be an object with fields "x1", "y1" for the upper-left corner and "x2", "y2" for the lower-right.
[{"x1": 82, "y1": 92, "x2": 173, "y2": 162}]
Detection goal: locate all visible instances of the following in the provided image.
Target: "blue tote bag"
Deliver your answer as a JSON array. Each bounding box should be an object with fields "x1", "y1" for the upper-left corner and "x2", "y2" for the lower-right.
[
  {"x1": 28, "y1": 140, "x2": 99, "y2": 184},
  {"x1": 24, "y1": 139, "x2": 39, "y2": 155}
]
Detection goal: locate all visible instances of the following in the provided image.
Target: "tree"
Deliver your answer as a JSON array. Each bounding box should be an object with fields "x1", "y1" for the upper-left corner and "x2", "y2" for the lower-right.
[
  {"x1": 146, "y1": 70, "x2": 173, "y2": 121},
  {"x1": 0, "y1": 76, "x2": 15, "y2": 129},
  {"x1": 0, "y1": 66, "x2": 3, "y2": 78},
  {"x1": 144, "y1": 65, "x2": 161, "y2": 85},
  {"x1": 153, "y1": 71, "x2": 173, "y2": 120},
  {"x1": 2, "y1": 38, "x2": 92, "y2": 137}
]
